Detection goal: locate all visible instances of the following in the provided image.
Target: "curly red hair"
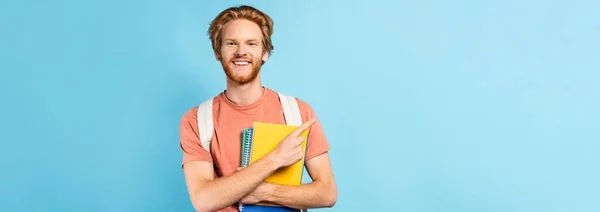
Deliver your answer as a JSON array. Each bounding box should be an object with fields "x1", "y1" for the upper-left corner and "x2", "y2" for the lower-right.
[{"x1": 208, "y1": 5, "x2": 274, "y2": 57}]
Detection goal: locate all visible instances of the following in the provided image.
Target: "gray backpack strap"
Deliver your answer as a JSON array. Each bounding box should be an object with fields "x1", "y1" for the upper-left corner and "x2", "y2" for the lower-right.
[
  {"x1": 196, "y1": 98, "x2": 214, "y2": 154},
  {"x1": 277, "y1": 92, "x2": 302, "y2": 126}
]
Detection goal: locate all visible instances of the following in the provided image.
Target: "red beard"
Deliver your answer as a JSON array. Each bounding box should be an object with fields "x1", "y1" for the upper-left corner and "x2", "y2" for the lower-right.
[{"x1": 222, "y1": 56, "x2": 261, "y2": 85}]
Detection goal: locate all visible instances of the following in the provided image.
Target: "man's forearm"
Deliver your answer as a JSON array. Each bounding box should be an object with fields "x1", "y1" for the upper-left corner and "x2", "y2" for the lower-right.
[
  {"x1": 192, "y1": 156, "x2": 279, "y2": 212},
  {"x1": 261, "y1": 181, "x2": 337, "y2": 209}
]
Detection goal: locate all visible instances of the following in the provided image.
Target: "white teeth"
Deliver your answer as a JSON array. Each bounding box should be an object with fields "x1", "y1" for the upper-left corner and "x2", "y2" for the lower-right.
[{"x1": 234, "y1": 61, "x2": 249, "y2": 65}]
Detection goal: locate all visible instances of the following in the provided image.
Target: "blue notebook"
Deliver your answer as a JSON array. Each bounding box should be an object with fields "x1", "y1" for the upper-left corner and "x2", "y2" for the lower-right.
[
  {"x1": 240, "y1": 204, "x2": 300, "y2": 212},
  {"x1": 239, "y1": 128, "x2": 302, "y2": 212}
]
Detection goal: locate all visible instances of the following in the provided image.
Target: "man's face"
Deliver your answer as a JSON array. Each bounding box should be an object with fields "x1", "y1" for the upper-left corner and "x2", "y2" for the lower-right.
[{"x1": 217, "y1": 19, "x2": 269, "y2": 85}]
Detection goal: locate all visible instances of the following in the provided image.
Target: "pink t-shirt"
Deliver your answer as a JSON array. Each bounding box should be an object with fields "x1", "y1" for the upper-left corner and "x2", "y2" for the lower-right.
[{"x1": 179, "y1": 87, "x2": 330, "y2": 211}]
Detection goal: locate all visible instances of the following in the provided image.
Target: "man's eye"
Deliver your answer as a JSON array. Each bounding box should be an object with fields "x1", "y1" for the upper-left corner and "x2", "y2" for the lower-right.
[
  {"x1": 226, "y1": 42, "x2": 235, "y2": 46},
  {"x1": 249, "y1": 43, "x2": 257, "y2": 46}
]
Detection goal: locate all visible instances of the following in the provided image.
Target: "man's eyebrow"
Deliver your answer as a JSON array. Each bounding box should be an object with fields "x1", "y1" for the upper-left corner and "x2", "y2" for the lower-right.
[{"x1": 222, "y1": 38, "x2": 260, "y2": 42}]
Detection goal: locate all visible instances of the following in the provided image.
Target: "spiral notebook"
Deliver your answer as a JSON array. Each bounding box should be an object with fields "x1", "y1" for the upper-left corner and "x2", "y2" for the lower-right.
[{"x1": 239, "y1": 122, "x2": 310, "y2": 212}]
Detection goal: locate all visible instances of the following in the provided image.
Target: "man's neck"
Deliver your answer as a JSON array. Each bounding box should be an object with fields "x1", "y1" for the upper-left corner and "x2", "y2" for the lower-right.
[{"x1": 224, "y1": 79, "x2": 264, "y2": 106}]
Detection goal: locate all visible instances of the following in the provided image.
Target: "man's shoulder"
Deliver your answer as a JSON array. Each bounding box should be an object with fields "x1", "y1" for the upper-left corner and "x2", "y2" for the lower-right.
[
  {"x1": 268, "y1": 88, "x2": 316, "y2": 117},
  {"x1": 293, "y1": 96, "x2": 314, "y2": 112},
  {"x1": 269, "y1": 88, "x2": 308, "y2": 104},
  {"x1": 181, "y1": 93, "x2": 223, "y2": 120},
  {"x1": 180, "y1": 106, "x2": 199, "y2": 124}
]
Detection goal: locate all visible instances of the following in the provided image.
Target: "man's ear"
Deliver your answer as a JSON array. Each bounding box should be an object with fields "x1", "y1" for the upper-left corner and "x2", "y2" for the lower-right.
[
  {"x1": 261, "y1": 50, "x2": 269, "y2": 63},
  {"x1": 215, "y1": 52, "x2": 221, "y2": 61}
]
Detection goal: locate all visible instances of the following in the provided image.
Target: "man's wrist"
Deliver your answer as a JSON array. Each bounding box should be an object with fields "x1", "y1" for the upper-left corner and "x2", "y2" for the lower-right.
[
  {"x1": 258, "y1": 183, "x2": 276, "y2": 202},
  {"x1": 262, "y1": 152, "x2": 282, "y2": 171}
]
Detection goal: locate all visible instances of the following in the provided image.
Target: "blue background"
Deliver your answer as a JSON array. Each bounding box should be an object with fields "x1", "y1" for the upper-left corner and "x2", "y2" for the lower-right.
[{"x1": 1, "y1": 0, "x2": 598, "y2": 211}]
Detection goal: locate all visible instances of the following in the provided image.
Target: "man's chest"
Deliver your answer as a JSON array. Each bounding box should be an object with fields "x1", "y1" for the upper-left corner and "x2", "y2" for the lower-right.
[{"x1": 210, "y1": 109, "x2": 287, "y2": 176}]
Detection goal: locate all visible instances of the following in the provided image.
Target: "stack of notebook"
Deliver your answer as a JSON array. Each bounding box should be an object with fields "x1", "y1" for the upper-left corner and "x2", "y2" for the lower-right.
[{"x1": 239, "y1": 122, "x2": 310, "y2": 212}]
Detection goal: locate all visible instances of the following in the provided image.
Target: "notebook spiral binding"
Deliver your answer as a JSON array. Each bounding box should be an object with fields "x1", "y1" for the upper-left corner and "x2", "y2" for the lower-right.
[
  {"x1": 239, "y1": 128, "x2": 253, "y2": 212},
  {"x1": 241, "y1": 128, "x2": 253, "y2": 167}
]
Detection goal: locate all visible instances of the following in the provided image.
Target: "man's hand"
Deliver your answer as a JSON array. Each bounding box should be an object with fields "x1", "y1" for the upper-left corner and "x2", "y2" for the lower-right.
[
  {"x1": 235, "y1": 119, "x2": 332, "y2": 210},
  {"x1": 242, "y1": 153, "x2": 337, "y2": 209},
  {"x1": 236, "y1": 167, "x2": 262, "y2": 204},
  {"x1": 267, "y1": 118, "x2": 316, "y2": 168},
  {"x1": 239, "y1": 183, "x2": 272, "y2": 204}
]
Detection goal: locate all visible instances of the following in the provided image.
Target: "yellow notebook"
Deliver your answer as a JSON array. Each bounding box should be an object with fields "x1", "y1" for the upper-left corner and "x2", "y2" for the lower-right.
[{"x1": 241, "y1": 122, "x2": 309, "y2": 186}]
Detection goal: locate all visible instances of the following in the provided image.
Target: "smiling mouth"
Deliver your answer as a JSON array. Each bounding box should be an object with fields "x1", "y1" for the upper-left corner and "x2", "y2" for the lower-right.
[{"x1": 232, "y1": 61, "x2": 250, "y2": 66}]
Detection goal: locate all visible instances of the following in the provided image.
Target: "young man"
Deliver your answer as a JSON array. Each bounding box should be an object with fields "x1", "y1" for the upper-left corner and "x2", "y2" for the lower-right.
[{"x1": 179, "y1": 5, "x2": 337, "y2": 212}]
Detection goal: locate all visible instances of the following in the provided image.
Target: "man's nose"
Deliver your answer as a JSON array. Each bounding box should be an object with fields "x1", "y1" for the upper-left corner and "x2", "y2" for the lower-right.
[{"x1": 235, "y1": 45, "x2": 247, "y2": 56}]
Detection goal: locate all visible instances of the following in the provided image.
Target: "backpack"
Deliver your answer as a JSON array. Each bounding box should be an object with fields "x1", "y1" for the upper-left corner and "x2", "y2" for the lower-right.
[
  {"x1": 196, "y1": 91, "x2": 308, "y2": 212},
  {"x1": 196, "y1": 92, "x2": 303, "y2": 154}
]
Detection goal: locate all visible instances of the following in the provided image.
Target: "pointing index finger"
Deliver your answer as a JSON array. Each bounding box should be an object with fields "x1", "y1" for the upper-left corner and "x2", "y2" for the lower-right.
[{"x1": 291, "y1": 118, "x2": 316, "y2": 136}]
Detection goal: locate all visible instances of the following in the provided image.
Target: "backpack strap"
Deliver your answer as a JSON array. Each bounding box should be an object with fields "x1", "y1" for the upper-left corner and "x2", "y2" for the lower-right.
[
  {"x1": 277, "y1": 92, "x2": 302, "y2": 126},
  {"x1": 277, "y1": 92, "x2": 308, "y2": 212},
  {"x1": 196, "y1": 98, "x2": 214, "y2": 154},
  {"x1": 198, "y1": 92, "x2": 306, "y2": 212},
  {"x1": 195, "y1": 93, "x2": 302, "y2": 154}
]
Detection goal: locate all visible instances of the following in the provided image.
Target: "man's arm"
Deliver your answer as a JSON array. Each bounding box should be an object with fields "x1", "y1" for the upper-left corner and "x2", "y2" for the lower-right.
[
  {"x1": 183, "y1": 119, "x2": 317, "y2": 212},
  {"x1": 240, "y1": 152, "x2": 338, "y2": 209},
  {"x1": 183, "y1": 155, "x2": 279, "y2": 212}
]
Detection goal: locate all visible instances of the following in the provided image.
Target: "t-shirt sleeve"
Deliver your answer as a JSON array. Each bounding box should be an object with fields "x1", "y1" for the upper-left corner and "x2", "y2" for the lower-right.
[
  {"x1": 180, "y1": 107, "x2": 213, "y2": 167},
  {"x1": 296, "y1": 99, "x2": 331, "y2": 161}
]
